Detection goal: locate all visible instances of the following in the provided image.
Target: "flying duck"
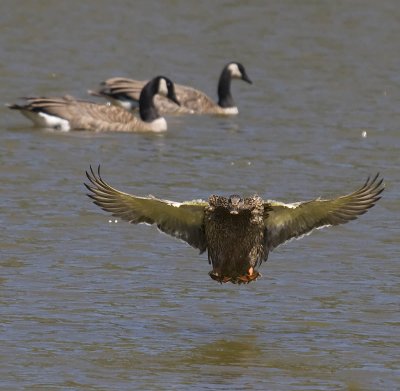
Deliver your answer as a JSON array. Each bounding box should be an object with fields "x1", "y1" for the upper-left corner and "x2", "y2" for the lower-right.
[
  {"x1": 85, "y1": 166, "x2": 384, "y2": 284},
  {"x1": 88, "y1": 62, "x2": 252, "y2": 115},
  {"x1": 7, "y1": 76, "x2": 179, "y2": 132}
]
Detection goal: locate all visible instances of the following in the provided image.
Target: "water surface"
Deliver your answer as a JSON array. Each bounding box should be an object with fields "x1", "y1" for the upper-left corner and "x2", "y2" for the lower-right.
[{"x1": 1, "y1": 1, "x2": 399, "y2": 390}]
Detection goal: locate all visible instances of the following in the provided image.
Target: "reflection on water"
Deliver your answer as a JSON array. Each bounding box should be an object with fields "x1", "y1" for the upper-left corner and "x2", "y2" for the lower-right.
[{"x1": 1, "y1": 1, "x2": 399, "y2": 390}]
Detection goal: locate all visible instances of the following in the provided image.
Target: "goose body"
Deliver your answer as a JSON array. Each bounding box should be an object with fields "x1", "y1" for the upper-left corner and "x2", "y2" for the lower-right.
[
  {"x1": 8, "y1": 76, "x2": 179, "y2": 132},
  {"x1": 85, "y1": 166, "x2": 384, "y2": 284},
  {"x1": 89, "y1": 62, "x2": 252, "y2": 115}
]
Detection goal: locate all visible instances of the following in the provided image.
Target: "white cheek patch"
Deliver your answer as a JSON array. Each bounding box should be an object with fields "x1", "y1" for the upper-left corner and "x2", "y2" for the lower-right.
[
  {"x1": 228, "y1": 63, "x2": 242, "y2": 78},
  {"x1": 158, "y1": 78, "x2": 168, "y2": 96}
]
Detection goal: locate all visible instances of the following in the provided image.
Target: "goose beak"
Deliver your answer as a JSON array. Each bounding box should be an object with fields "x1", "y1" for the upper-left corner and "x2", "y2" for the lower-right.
[
  {"x1": 168, "y1": 92, "x2": 181, "y2": 106},
  {"x1": 242, "y1": 72, "x2": 252, "y2": 84}
]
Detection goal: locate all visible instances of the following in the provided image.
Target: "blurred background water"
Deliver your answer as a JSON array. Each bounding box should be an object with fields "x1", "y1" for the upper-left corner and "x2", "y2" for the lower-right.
[{"x1": 0, "y1": 1, "x2": 399, "y2": 390}]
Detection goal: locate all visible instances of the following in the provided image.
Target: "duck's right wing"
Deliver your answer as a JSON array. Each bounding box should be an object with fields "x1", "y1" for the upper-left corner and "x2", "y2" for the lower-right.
[{"x1": 85, "y1": 166, "x2": 208, "y2": 252}]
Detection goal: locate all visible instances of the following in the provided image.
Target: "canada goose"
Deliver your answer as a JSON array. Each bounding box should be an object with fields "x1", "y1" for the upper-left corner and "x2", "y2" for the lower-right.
[
  {"x1": 85, "y1": 166, "x2": 384, "y2": 284},
  {"x1": 7, "y1": 76, "x2": 179, "y2": 132},
  {"x1": 89, "y1": 62, "x2": 252, "y2": 115}
]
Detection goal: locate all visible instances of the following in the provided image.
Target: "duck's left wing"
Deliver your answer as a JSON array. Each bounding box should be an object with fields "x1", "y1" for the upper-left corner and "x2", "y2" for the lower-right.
[
  {"x1": 264, "y1": 174, "x2": 384, "y2": 251},
  {"x1": 85, "y1": 166, "x2": 208, "y2": 252}
]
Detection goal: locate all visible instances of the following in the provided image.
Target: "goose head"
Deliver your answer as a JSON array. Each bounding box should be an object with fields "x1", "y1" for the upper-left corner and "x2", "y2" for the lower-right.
[
  {"x1": 226, "y1": 62, "x2": 252, "y2": 84},
  {"x1": 145, "y1": 76, "x2": 180, "y2": 106},
  {"x1": 139, "y1": 76, "x2": 180, "y2": 122}
]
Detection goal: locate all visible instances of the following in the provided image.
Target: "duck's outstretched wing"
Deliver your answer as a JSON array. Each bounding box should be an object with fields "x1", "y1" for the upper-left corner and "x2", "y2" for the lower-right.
[
  {"x1": 85, "y1": 166, "x2": 208, "y2": 252},
  {"x1": 264, "y1": 174, "x2": 384, "y2": 251}
]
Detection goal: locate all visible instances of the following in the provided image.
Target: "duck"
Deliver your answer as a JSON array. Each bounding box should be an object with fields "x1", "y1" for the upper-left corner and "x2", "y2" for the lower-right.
[
  {"x1": 7, "y1": 76, "x2": 179, "y2": 132},
  {"x1": 88, "y1": 62, "x2": 252, "y2": 115},
  {"x1": 85, "y1": 166, "x2": 384, "y2": 284}
]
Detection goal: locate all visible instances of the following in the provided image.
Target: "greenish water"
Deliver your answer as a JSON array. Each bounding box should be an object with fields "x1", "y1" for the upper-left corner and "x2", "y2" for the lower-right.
[{"x1": 1, "y1": 1, "x2": 399, "y2": 390}]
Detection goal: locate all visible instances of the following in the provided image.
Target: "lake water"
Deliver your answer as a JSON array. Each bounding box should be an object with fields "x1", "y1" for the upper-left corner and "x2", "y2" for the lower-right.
[{"x1": 1, "y1": 1, "x2": 399, "y2": 390}]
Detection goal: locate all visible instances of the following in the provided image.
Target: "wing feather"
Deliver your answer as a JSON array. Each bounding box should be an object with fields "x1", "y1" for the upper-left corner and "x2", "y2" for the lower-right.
[
  {"x1": 85, "y1": 166, "x2": 208, "y2": 252},
  {"x1": 264, "y1": 174, "x2": 384, "y2": 250}
]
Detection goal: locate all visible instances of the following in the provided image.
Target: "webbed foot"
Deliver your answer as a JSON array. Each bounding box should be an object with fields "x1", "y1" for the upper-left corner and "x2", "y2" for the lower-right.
[{"x1": 208, "y1": 268, "x2": 261, "y2": 284}]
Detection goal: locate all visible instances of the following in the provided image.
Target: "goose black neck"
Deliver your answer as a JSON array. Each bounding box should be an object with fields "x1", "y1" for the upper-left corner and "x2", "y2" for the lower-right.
[
  {"x1": 139, "y1": 80, "x2": 161, "y2": 122},
  {"x1": 217, "y1": 69, "x2": 235, "y2": 108}
]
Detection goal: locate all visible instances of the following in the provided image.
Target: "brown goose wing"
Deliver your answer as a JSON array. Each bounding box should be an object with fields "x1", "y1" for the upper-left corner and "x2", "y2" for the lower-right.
[
  {"x1": 152, "y1": 84, "x2": 206, "y2": 114},
  {"x1": 8, "y1": 96, "x2": 100, "y2": 128},
  {"x1": 93, "y1": 78, "x2": 214, "y2": 114},
  {"x1": 52, "y1": 99, "x2": 141, "y2": 131},
  {"x1": 8, "y1": 96, "x2": 78, "y2": 114},
  {"x1": 65, "y1": 102, "x2": 139, "y2": 131},
  {"x1": 93, "y1": 78, "x2": 147, "y2": 101},
  {"x1": 264, "y1": 174, "x2": 384, "y2": 251},
  {"x1": 85, "y1": 166, "x2": 208, "y2": 252},
  {"x1": 11, "y1": 96, "x2": 140, "y2": 131},
  {"x1": 169, "y1": 84, "x2": 216, "y2": 113}
]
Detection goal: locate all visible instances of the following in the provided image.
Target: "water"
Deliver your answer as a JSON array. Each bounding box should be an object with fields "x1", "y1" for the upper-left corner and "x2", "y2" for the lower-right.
[{"x1": 1, "y1": 1, "x2": 399, "y2": 390}]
